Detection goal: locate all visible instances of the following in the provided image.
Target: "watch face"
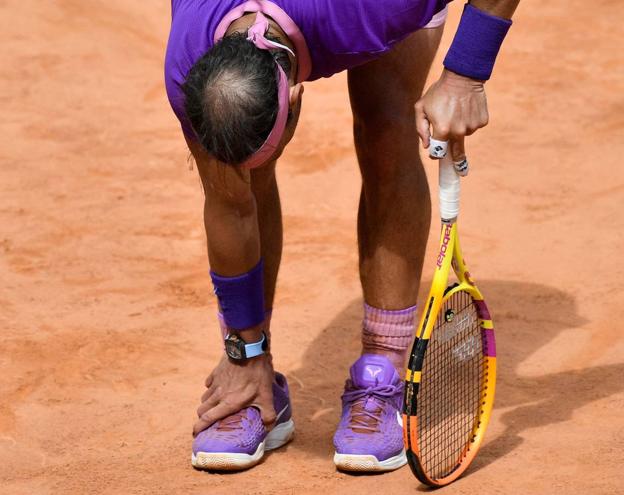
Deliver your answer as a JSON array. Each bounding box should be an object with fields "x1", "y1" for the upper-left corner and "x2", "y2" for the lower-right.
[{"x1": 225, "y1": 335, "x2": 245, "y2": 360}]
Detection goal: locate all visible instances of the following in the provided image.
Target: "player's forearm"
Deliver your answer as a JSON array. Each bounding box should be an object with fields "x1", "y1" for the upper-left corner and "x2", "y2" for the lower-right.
[
  {"x1": 469, "y1": 0, "x2": 520, "y2": 21},
  {"x1": 203, "y1": 193, "x2": 260, "y2": 277},
  {"x1": 203, "y1": 195, "x2": 267, "y2": 343},
  {"x1": 187, "y1": 137, "x2": 262, "y2": 277}
]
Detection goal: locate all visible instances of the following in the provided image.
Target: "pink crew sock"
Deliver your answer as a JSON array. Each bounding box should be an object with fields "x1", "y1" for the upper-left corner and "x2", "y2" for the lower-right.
[{"x1": 361, "y1": 302, "x2": 417, "y2": 372}]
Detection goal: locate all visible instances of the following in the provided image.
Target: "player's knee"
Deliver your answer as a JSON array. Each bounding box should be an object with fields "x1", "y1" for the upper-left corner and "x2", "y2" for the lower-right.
[
  {"x1": 360, "y1": 151, "x2": 427, "y2": 199},
  {"x1": 353, "y1": 105, "x2": 414, "y2": 138},
  {"x1": 204, "y1": 176, "x2": 256, "y2": 217}
]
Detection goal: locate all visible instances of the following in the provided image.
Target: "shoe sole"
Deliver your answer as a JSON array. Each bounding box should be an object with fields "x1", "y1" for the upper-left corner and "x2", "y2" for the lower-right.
[
  {"x1": 191, "y1": 419, "x2": 295, "y2": 471},
  {"x1": 333, "y1": 449, "x2": 407, "y2": 472}
]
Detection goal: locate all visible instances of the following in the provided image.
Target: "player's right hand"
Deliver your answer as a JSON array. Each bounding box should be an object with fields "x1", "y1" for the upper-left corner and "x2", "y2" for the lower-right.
[
  {"x1": 416, "y1": 69, "x2": 489, "y2": 163},
  {"x1": 193, "y1": 353, "x2": 276, "y2": 436}
]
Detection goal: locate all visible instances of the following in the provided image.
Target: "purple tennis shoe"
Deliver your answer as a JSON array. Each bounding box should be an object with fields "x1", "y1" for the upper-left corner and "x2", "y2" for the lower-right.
[
  {"x1": 191, "y1": 372, "x2": 294, "y2": 471},
  {"x1": 333, "y1": 354, "x2": 407, "y2": 472}
]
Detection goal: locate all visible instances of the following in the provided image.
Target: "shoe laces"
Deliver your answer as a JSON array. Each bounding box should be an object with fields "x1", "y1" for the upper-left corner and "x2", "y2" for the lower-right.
[{"x1": 342, "y1": 383, "x2": 399, "y2": 434}]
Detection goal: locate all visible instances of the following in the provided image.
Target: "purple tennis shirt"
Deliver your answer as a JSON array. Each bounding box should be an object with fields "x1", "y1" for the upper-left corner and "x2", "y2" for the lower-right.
[{"x1": 165, "y1": 0, "x2": 450, "y2": 136}]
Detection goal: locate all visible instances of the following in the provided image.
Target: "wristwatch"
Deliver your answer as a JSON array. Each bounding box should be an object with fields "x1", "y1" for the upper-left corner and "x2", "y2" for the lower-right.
[{"x1": 224, "y1": 332, "x2": 267, "y2": 361}]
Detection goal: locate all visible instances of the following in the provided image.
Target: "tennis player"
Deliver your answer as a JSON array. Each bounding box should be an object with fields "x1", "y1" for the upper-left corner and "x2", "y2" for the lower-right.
[{"x1": 164, "y1": 0, "x2": 519, "y2": 472}]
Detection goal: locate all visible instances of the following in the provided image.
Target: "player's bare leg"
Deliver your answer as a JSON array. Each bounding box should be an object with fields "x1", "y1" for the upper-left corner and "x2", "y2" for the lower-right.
[
  {"x1": 333, "y1": 26, "x2": 444, "y2": 472},
  {"x1": 350, "y1": 26, "x2": 444, "y2": 368}
]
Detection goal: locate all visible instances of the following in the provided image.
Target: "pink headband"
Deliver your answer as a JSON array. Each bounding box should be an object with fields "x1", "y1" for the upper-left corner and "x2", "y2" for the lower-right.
[{"x1": 240, "y1": 12, "x2": 294, "y2": 169}]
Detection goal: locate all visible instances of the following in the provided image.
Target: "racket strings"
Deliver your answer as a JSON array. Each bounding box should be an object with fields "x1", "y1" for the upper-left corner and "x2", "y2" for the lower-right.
[{"x1": 417, "y1": 290, "x2": 485, "y2": 480}]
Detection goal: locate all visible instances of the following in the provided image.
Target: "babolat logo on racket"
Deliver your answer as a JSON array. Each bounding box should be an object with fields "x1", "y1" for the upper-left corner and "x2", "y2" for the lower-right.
[
  {"x1": 439, "y1": 312, "x2": 472, "y2": 343},
  {"x1": 452, "y1": 335, "x2": 480, "y2": 361},
  {"x1": 436, "y1": 224, "x2": 453, "y2": 268}
]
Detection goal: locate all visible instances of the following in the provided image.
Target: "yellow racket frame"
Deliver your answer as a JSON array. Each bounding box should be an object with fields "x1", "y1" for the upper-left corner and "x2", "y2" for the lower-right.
[{"x1": 402, "y1": 220, "x2": 496, "y2": 486}]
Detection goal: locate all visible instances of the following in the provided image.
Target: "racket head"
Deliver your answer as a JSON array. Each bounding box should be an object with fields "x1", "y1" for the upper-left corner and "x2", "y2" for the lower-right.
[{"x1": 403, "y1": 284, "x2": 496, "y2": 486}]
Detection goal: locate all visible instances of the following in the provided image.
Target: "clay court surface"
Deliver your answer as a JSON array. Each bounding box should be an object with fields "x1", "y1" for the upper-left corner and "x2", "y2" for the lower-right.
[{"x1": 1, "y1": 0, "x2": 623, "y2": 493}]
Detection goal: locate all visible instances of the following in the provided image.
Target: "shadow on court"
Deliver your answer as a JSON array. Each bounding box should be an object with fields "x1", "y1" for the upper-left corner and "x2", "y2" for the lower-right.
[{"x1": 286, "y1": 280, "x2": 624, "y2": 470}]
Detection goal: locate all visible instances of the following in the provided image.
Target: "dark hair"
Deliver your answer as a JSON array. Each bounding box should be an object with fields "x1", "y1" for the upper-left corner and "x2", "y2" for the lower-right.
[{"x1": 182, "y1": 32, "x2": 292, "y2": 165}]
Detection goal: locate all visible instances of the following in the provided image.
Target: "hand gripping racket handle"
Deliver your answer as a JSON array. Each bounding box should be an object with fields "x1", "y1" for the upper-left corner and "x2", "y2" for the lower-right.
[{"x1": 439, "y1": 155, "x2": 462, "y2": 221}]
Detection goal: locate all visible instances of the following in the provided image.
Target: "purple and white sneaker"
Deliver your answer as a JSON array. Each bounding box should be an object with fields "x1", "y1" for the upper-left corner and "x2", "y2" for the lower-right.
[
  {"x1": 191, "y1": 372, "x2": 294, "y2": 471},
  {"x1": 333, "y1": 354, "x2": 407, "y2": 472}
]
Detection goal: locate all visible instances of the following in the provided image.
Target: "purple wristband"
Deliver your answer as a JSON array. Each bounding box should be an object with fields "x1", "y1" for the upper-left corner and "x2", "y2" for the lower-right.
[
  {"x1": 210, "y1": 259, "x2": 265, "y2": 330},
  {"x1": 443, "y1": 3, "x2": 512, "y2": 81}
]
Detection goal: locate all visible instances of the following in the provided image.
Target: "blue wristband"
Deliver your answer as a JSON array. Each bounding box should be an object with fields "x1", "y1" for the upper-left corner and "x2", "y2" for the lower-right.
[
  {"x1": 210, "y1": 259, "x2": 265, "y2": 330},
  {"x1": 443, "y1": 3, "x2": 512, "y2": 81}
]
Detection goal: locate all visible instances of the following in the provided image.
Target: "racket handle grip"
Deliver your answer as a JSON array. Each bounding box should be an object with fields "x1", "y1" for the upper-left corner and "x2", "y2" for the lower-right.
[{"x1": 439, "y1": 155, "x2": 460, "y2": 220}]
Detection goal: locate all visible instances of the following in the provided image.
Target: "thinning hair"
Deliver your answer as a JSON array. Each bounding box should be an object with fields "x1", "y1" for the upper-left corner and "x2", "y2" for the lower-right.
[{"x1": 183, "y1": 32, "x2": 292, "y2": 165}]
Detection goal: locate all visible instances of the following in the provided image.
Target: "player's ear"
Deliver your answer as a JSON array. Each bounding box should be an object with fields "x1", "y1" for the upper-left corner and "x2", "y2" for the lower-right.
[
  {"x1": 282, "y1": 83, "x2": 303, "y2": 145},
  {"x1": 289, "y1": 83, "x2": 304, "y2": 109}
]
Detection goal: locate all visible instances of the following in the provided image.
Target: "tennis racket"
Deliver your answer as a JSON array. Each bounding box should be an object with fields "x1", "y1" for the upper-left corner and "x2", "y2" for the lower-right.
[{"x1": 402, "y1": 154, "x2": 496, "y2": 486}]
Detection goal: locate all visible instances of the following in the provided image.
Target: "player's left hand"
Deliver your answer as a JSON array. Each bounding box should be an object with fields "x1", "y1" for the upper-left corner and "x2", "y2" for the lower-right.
[{"x1": 415, "y1": 69, "x2": 489, "y2": 163}]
